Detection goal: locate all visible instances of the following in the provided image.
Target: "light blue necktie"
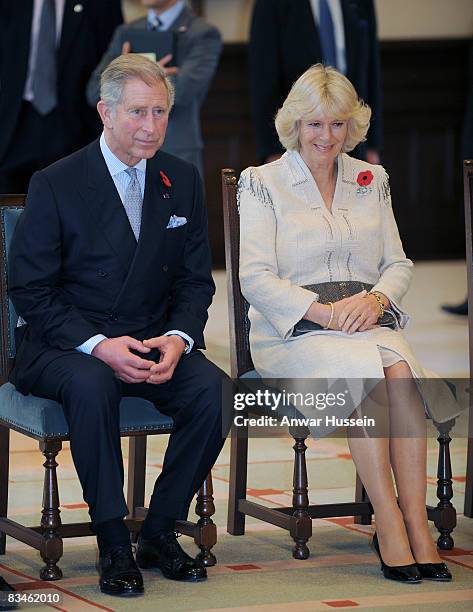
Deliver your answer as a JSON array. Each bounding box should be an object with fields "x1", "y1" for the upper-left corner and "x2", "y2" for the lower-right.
[
  {"x1": 147, "y1": 12, "x2": 163, "y2": 31},
  {"x1": 123, "y1": 168, "x2": 143, "y2": 241},
  {"x1": 319, "y1": 0, "x2": 338, "y2": 69},
  {"x1": 32, "y1": 0, "x2": 58, "y2": 115}
]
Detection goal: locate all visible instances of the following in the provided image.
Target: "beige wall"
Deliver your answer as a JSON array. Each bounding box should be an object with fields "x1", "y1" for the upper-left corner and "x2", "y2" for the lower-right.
[
  {"x1": 375, "y1": 0, "x2": 473, "y2": 40},
  {"x1": 204, "y1": 0, "x2": 473, "y2": 42},
  {"x1": 123, "y1": 0, "x2": 147, "y2": 22}
]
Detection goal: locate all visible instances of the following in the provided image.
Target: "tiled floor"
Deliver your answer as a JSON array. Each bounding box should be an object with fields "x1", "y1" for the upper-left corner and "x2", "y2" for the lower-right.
[{"x1": 3, "y1": 260, "x2": 471, "y2": 611}]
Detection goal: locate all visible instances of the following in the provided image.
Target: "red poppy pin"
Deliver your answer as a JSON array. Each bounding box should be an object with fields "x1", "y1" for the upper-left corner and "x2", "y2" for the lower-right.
[
  {"x1": 357, "y1": 170, "x2": 373, "y2": 186},
  {"x1": 160, "y1": 170, "x2": 172, "y2": 188},
  {"x1": 356, "y1": 170, "x2": 374, "y2": 197}
]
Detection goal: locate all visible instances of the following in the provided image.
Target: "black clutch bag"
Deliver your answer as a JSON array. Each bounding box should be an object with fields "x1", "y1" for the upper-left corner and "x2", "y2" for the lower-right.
[{"x1": 293, "y1": 281, "x2": 396, "y2": 336}]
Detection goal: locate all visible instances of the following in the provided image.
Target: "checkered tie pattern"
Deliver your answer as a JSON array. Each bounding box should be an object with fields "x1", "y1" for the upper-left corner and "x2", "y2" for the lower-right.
[
  {"x1": 123, "y1": 168, "x2": 143, "y2": 240},
  {"x1": 148, "y1": 13, "x2": 163, "y2": 30}
]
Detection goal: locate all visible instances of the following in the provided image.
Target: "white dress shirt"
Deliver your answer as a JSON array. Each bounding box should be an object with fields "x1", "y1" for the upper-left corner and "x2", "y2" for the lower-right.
[
  {"x1": 309, "y1": 0, "x2": 347, "y2": 74},
  {"x1": 147, "y1": 0, "x2": 186, "y2": 31}
]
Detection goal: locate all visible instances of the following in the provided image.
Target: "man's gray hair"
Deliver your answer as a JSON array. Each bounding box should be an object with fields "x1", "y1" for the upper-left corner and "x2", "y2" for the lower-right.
[{"x1": 100, "y1": 54, "x2": 175, "y2": 109}]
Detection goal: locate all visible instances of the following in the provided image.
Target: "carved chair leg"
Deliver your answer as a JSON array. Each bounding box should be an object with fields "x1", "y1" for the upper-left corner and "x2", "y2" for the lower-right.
[
  {"x1": 194, "y1": 472, "x2": 217, "y2": 566},
  {"x1": 39, "y1": 440, "x2": 63, "y2": 580},
  {"x1": 227, "y1": 424, "x2": 248, "y2": 535},
  {"x1": 0, "y1": 425, "x2": 9, "y2": 555},
  {"x1": 465, "y1": 434, "x2": 473, "y2": 518},
  {"x1": 354, "y1": 475, "x2": 372, "y2": 525},
  {"x1": 433, "y1": 420, "x2": 456, "y2": 550},
  {"x1": 290, "y1": 428, "x2": 312, "y2": 560},
  {"x1": 127, "y1": 436, "x2": 147, "y2": 542}
]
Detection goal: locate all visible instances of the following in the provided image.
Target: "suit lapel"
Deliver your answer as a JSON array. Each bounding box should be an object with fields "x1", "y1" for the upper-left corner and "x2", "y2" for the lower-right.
[
  {"x1": 284, "y1": 151, "x2": 323, "y2": 209},
  {"x1": 169, "y1": 4, "x2": 194, "y2": 31},
  {"x1": 133, "y1": 155, "x2": 174, "y2": 268},
  {"x1": 85, "y1": 140, "x2": 137, "y2": 273},
  {"x1": 109, "y1": 154, "x2": 174, "y2": 310},
  {"x1": 58, "y1": 0, "x2": 85, "y2": 74},
  {"x1": 8, "y1": 0, "x2": 33, "y2": 83},
  {"x1": 299, "y1": 0, "x2": 322, "y2": 62},
  {"x1": 169, "y1": 5, "x2": 194, "y2": 66}
]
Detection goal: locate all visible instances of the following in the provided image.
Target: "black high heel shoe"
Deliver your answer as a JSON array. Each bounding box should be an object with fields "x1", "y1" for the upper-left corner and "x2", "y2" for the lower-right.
[
  {"x1": 416, "y1": 562, "x2": 452, "y2": 582},
  {"x1": 372, "y1": 532, "x2": 422, "y2": 583}
]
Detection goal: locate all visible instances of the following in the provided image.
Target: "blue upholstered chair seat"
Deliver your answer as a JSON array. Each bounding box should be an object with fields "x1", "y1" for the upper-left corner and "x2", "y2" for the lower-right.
[
  {"x1": 0, "y1": 382, "x2": 174, "y2": 439},
  {"x1": 240, "y1": 370, "x2": 259, "y2": 379}
]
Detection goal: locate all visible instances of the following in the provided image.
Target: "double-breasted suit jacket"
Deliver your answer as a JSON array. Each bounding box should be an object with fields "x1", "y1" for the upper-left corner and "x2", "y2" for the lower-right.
[
  {"x1": 238, "y1": 151, "x2": 460, "y2": 423},
  {"x1": 9, "y1": 139, "x2": 214, "y2": 395}
]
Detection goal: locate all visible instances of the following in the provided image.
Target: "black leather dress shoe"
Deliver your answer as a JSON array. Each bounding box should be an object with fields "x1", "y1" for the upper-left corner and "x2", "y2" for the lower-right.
[
  {"x1": 372, "y1": 533, "x2": 422, "y2": 583},
  {"x1": 441, "y1": 300, "x2": 468, "y2": 316},
  {"x1": 97, "y1": 545, "x2": 144, "y2": 596},
  {"x1": 0, "y1": 576, "x2": 17, "y2": 611},
  {"x1": 136, "y1": 532, "x2": 207, "y2": 582},
  {"x1": 417, "y1": 562, "x2": 452, "y2": 581}
]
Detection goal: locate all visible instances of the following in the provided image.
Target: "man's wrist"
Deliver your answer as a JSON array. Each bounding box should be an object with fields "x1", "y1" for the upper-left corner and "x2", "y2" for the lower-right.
[
  {"x1": 164, "y1": 330, "x2": 193, "y2": 353},
  {"x1": 77, "y1": 334, "x2": 108, "y2": 355},
  {"x1": 168, "y1": 334, "x2": 187, "y2": 354}
]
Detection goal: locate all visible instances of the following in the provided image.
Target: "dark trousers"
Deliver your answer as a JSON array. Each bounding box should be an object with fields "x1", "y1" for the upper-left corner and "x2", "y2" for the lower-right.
[
  {"x1": 0, "y1": 102, "x2": 66, "y2": 194},
  {"x1": 30, "y1": 349, "x2": 227, "y2": 526}
]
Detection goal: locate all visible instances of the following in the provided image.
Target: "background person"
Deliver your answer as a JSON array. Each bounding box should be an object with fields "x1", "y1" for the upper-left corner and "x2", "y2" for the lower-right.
[
  {"x1": 248, "y1": 0, "x2": 382, "y2": 165},
  {"x1": 0, "y1": 0, "x2": 123, "y2": 193},
  {"x1": 441, "y1": 36, "x2": 473, "y2": 317},
  {"x1": 87, "y1": 0, "x2": 222, "y2": 177},
  {"x1": 239, "y1": 64, "x2": 456, "y2": 584}
]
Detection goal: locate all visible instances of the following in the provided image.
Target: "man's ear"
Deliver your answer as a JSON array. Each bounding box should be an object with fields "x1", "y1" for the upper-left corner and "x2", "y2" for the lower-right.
[{"x1": 97, "y1": 100, "x2": 113, "y2": 128}]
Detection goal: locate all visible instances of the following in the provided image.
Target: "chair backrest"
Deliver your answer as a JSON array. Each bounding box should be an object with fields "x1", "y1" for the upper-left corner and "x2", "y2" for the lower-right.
[
  {"x1": 0, "y1": 195, "x2": 25, "y2": 384},
  {"x1": 221, "y1": 169, "x2": 254, "y2": 378}
]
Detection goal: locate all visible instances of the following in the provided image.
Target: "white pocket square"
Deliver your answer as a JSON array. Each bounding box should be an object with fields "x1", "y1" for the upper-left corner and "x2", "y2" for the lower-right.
[{"x1": 166, "y1": 215, "x2": 187, "y2": 229}]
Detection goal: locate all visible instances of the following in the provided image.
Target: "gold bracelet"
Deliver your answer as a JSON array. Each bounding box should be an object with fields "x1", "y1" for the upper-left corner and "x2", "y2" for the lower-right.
[
  {"x1": 369, "y1": 291, "x2": 385, "y2": 319},
  {"x1": 324, "y1": 302, "x2": 335, "y2": 330}
]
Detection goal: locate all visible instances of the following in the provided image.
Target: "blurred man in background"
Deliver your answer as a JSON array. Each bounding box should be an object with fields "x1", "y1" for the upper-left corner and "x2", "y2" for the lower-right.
[
  {"x1": 0, "y1": 0, "x2": 123, "y2": 193},
  {"x1": 249, "y1": 0, "x2": 382, "y2": 164},
  {"x1": 87, "y1": 0, "x2": 222, "y2": 177},
  {"x1": 442, "y1": 37, "x2": 473, "y2": 317}
]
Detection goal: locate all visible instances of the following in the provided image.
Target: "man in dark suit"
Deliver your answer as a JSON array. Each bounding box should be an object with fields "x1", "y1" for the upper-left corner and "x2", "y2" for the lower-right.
[
  {"x1": 249, "y1": 0, "x2": 382, "y2": 164},
  {"x1": 442, "y1": 37, "x2": 473, "y2": 316},
  {"x1": 0, "y1": 0, "x2": 123, "y2": 193},
  {"x1": 9, "y1": 54, "x2": 226, "y2": 596},
  {"x1": 87, "y1": 0, "x2": 222, "y2": 177}
]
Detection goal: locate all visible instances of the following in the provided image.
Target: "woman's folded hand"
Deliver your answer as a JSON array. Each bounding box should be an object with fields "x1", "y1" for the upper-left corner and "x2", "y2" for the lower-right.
[{"x1": 336, "y1": 290, "x2": 381, "y2": 334}]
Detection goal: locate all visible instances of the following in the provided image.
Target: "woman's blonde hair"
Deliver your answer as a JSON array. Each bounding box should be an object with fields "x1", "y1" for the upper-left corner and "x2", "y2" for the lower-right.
[{"x1": 275, "y1": 64, "x2": 371, "y2": 152}]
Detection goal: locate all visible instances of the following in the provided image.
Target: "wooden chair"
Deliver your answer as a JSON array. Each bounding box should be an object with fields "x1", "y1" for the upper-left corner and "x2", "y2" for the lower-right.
[
  {"x1": 221, "y1": 168, "x2": 457, "y2": 558},
  {"x1": 0, "y1": 195, "x2": 217, "y2": 580},
  {"x1": 463, "y1": 159, "x2": 473, "y2": 518}
]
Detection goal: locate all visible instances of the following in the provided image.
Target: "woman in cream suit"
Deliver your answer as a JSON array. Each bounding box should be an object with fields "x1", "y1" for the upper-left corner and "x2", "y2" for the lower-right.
[{"x1": 239, "y1": 65, "x2": 453, "y2": 583}]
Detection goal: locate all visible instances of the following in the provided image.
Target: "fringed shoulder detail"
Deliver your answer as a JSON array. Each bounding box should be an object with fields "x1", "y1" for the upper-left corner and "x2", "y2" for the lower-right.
[
  {"x1": 237, "y1": 168, "x2": 274, "y2": 212},
  {"x1": 378, "y1": 168, "x2": 392, "y2": 207}
]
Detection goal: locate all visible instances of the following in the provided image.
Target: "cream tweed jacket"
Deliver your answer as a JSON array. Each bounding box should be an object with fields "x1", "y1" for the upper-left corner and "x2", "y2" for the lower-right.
[{"x1": 238, "y1": 150, "x2": 460, "y2": 423}]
